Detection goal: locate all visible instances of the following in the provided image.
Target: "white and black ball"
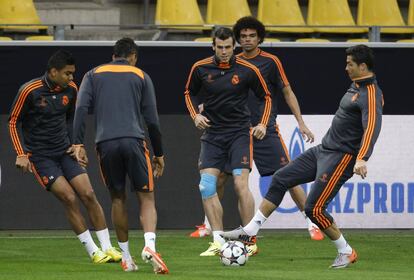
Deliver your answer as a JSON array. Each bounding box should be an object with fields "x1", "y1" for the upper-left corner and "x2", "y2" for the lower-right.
[{"x1": 219, "y1": 241, "x2": 249, "y2": 266}]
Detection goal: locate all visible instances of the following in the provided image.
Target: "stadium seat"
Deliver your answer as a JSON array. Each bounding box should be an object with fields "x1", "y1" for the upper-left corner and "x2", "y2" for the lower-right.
[
  {"x1": 347, "y1": 38, "x2": 369, "y2": 42},
  {"x1": 357, "y1": 0, "x2": 414, "y2": 34},
  {"x1": 257, "y1": 0, "x2": 313, "y2": 33},
  {"x1": 0, "y1": 36, "x2": 12, "y2": 40},
  {"x1": 263, "y1": 38, "x2": 281, "y2": 42},
  {"x1": 155, "y1": 0, "x2": 206, "y2": 29},
  {"x1": 206, "y1": 0, "x2": 251, "y2": 26},
  {"x1": 295, "y1": 38, "x2": 330, "y2": 42},
  {"x1": 408, "y1": 0, "x2": 414, "y2": 26},
  {"x1": 25, "y1": 35, "x2": 53, "y2": 41},
  {"x1": 0, "y1": 0, "x2": 47, "y2": 31},
  {"x1": 194, "y1": 37, "x2": 212, "y2": 42},
  {"x1": 396, "y1": 39, "x2": 414, "y2": 42},
  {"x1": 308, "y1": 0, "x2": 367, "y2": 34}
]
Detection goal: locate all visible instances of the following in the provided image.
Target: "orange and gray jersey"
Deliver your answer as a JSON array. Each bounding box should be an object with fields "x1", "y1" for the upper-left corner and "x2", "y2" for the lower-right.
[
  {"x1": 73, "y1": 59, "x2": 163, "y2": 156},
  {"x1": 322, "y1": 75, "x2": 383, "y2": 161},
  {"x1": 8, "y1": 74, "x2": 77, "y2": 156}
]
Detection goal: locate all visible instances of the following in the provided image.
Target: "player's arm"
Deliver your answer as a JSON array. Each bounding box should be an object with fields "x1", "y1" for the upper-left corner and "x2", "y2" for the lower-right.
[
  {"x1": 282, "y1": 86, "x2": 314, "y2": 143},
  {"x1": 142, "y1": 73, "x2": 164, "y2": 178},
  {"x1": 71, "y1": 71, "x2": 94, "y2": 165},
  {"x1": 244, "y1": 62, "x2": 272, "y2": 139},
  {"x1": 184, "y1": 64, "x2": 210, "y2": 130},
  {"x1": 354, "y1": 85, "x2": 383, "y2": 178},
  {"x1": 8, "y1": 84, "x2": 34, "y2": 173}
]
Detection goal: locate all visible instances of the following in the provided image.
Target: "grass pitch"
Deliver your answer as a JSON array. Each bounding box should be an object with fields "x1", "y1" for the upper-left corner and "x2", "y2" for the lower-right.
[{"x1": 0, "y1": 230, "x2": 412, "y2": 280}]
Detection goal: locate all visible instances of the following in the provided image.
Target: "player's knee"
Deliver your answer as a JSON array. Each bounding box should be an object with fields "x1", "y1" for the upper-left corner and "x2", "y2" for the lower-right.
[
  {"x1": 268, "y1": 173, "x2": 286, "y2": 192},
  {"x1": 199, "y1": 173, "x2": 217, "y2": 199},
  {"x1": 79, "y1": 189, "x2": 97, "y2": 204},
  {"x1": 59, "y1": 193, "x2": 78, "y2": 207}
]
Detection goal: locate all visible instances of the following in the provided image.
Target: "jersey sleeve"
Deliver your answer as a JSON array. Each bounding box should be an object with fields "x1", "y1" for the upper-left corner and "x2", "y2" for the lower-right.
[
  {"x1": 246, "y1": 64, "x2": 272, "y2": 127},
  {"x1": 141, "y1": 72, "x2": 163, "y2": 157},
  {"x1": 8, "y1": 83, "x2": 35, "y2": 156},
  {"x1": 184, "y1": 63, "x2": 202, "y2": 120},
  {"x1": 73, "y1": 71, "x2": 94, "y2": 144},
  {"x1": 356, "y1": 84, "x2": 383, "y2": 161}
]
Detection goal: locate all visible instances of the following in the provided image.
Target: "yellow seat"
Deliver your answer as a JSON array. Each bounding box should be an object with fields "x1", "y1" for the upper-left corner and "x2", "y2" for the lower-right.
[
  {"x1": 295, "y1": 38, "x2": 330, "y2": 42},
  {"x1": 155, "y1": 0, "x2": 206, "y2": 30},
  {"x1": 347, "y1": 38, "x2": 369, "y2": 42},
  {"x1": 396, "y1": 39, "x2": 414, "y2": 42},
  {"x1": 206, "y1": 0, "x2": 251, "y2": 26},
  {"x1": 308, "y1": 0, "x2": 367, "y2": 34},
  {"x1": 257, "y1": 0, "x2": 313, "y2": 33},
  {"x1": 263, "y1": 38, "x2": 281, "y2": 42},
  {"x1": 0, "y1": 36, "x2": 12, "y2": 40},
  {"x1": 0, "y1": 0, "x2": 47, "y2": 31},
  {"x1": 408, "y1": 0, "x2": 414, "y2": 26},
  {"x1": 357, "y1": 0, "x2": 414, "y2": 34},
  {"x1": 194, "y1": 37, "x2": 212, "y2": 42},
  {"x1": 26, "y1": 35, "x2": 53, "y2": 41}
]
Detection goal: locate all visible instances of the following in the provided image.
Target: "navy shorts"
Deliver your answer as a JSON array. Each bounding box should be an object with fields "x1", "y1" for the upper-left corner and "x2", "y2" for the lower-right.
[
  {"x1": 96, "y1": 137, "x2": 153, "y2": 193},
  {"x1": 223, "y1": 125, "x2": 289, "y2": 176},
  {"x1": 253, "y1": 125, "x2": 290, "y2": 176},
  {"x1": 30, "y1": 152, "x2": 86, "y2": 191},
  {"x1": 199, "y1": 129, "x2": 252, "y2": 171}
]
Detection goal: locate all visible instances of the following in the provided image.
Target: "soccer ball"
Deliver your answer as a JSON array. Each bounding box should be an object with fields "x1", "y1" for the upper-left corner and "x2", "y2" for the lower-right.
[{"x1": 219, "y1": 241, "x2": 248, "y2": 266}]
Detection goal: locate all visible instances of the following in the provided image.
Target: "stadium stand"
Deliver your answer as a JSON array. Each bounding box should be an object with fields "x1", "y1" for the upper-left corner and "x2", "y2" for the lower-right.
[
  {"x1": 409, "y1": 0, "x2": 414, "y2": 26},
  {"x1": 257, "y1": 0, "x2": 314, "y2": 34},
  {"x1": 0, "y1": 0, "x2": 47, "y2": 31},
  {"x1": 0, "y1": 36, "x2": 12, "y2": 40},
  {"x1": 357, "y1": 0, "x2": 414, "y2": 34},
  {"x1": 295, "y1": 38, "x2": 330, "y2": 42},
  {"x1": 347, "y1": 38, "x2": 369, "y2": 42},
  {"x1": 307, "y1": 0, "x2": 367, "y2": 34},
  {"x1": 25, "y1": 35, "x2": 53, "y2": 40},
  {"x1": 155, "y1": 0, "x2": 205, "y2": 29},
  {"x1": 206, "y1": 0, "x2": 251, "y2": 26}
]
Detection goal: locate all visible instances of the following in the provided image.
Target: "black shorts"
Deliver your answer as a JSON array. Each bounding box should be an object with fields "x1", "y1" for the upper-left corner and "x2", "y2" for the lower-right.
[
  {"x1": 253, "y1": 125, "x2": 290, "y2": 176},
  {"x1": 96, "y1": 137, "x2": 153, "y2": 193},
  {"x1": 30, "y1": 152, "x2": 86, "y2": 191},
  {"x1": 199, "y1": 129, "x2": 252, "y2": 171}
]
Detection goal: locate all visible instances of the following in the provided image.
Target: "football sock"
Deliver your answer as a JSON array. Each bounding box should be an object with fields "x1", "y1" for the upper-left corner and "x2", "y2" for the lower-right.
[
  {"x1": 204, "y1": 216, "x2": 211, "y2": 230},
  {"x1": 244, "y1": 210, "x2": 267, "y2": 236},
  {"x1": 77, "y1": 230, "x2": 99, "y2": 257},
  {"x1": 144, "y1": 232, "x2": 156, "y2": 252},
  {"x1": 95, "y1": 228, "x2": 112, "y2": 251},
  {"x1": 118, "y1": 240, "x2": 132, "y2": 260},
  {"x1": 332, "y1": 234, "x2": 353, "y2": 254},
  {"x1": 213, "y1": 231, "x2": 225, "y2": 245}
]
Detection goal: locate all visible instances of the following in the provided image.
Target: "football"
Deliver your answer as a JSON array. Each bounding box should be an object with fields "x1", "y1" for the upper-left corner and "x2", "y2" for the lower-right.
[{"x1": 219, "y1": 241, "x2": 249, "y2": 266}]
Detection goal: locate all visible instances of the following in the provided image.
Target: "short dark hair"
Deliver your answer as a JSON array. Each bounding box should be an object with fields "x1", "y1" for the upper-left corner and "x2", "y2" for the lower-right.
[
  {"x1": 233, "y1": 16, "x2": 266, "y2": 44},
  {"x1": 346, "y1": 44, "x2": 374, "y2": 71},
  {"x1": 114, "y1": 37, "x2": 138, "y2": 58},
  {"x1": 47, "y1": 49, "x2": 75, "y2": 72},
  {"x1": 213, "y1": 27, "x2": 235, "y2": 45}
]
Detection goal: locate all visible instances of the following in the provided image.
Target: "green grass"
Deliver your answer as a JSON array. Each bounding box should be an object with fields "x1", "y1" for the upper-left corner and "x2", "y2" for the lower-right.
[{"x1": 0, "y1": 230, "x2": 413, "y2": 280}]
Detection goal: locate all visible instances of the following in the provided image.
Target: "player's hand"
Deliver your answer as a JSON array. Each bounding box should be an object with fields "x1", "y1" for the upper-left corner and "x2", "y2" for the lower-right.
[
  {"x1": 299, "y1": 123, "x2": 315, "y2": 143},
  {"x1": 252, "y1": 124, "x2": 266, "y2": 140},
  {"x1": 69, "y1": 145, "x2": 88, "y2": 167},
  {"x1": 152, "y1": 156, "x2": 165, "y2": 178},
  {"x1": 15, "y1": 155, "x2": 32, "y2": 173},
  {"x1": 194, "y1": 114, "x2": 211, "y2": 130},
  {"x1": 353, "y1": 159, "x2": 367, "y2": 179}
]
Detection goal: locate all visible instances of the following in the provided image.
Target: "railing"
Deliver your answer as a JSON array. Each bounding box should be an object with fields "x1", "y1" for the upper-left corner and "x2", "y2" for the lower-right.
[{"x1": 1, "y1": 24, "x2": 414, "y2": 41}]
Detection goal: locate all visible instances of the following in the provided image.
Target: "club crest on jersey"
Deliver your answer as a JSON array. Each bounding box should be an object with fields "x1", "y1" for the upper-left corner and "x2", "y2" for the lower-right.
[
  {"x1": 231, "y1": 74, "x2": 240, "y2": 85},
  {"x1": 207, "y1": 74, "x2": 214, "y2": 83},
  {"x1": 351, "y1": 93, "x2": 360, "y2": 102},
  {"x1": 62, "y1": 95, "x2": 69, "y2": 106}
]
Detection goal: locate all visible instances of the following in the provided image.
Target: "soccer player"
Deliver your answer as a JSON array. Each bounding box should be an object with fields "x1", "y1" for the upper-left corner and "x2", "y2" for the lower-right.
[
  {"x1": 8, "y1": 50, "x2": 121, "y2": 264},
  {"x1": 184, "y1": 27, "x2": 272, "y2": 257},
  {"x1": 190, "y1": 17, "x2": 323, "y2": 243},
  {"x1": 222, "y1": 44, "x2": 383, "y2": 268},
  {"x1": 71, "y1": 38, "x2": 168, "y2": 274}
]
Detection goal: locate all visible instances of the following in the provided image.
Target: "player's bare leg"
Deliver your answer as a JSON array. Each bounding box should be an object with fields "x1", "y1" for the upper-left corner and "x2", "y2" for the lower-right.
[
  {"x1": 51, "y1": 176, "x2": 110, "y2": 263},
  {"x1": 289, "y1": 185, "x2": 324, "y2": 240}
]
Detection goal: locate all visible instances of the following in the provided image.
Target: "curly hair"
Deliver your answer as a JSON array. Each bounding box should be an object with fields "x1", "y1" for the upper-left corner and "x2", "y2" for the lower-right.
[{"x1": 233, "y1": 16, "x2": 266, "y2": 44}]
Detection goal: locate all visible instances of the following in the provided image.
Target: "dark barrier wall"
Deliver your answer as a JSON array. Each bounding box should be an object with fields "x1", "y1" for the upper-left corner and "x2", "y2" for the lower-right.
[{"x1": 0, "y1": 44, "x2": 413, "y2": 229}]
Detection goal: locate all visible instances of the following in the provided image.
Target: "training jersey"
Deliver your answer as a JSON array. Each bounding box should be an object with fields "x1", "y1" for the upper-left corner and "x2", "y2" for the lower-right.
[
  {"x1": 322, "y1": 75, "x2": 383, "y2": 161},
  {"x1": 184, "y1": 55, "x2": 272, "y2": 133},
  {"x1": 8, "y1": 74, "x2": 78, "y2": 156},
  {"x1": 237, "y1": 49, "x2": 290, "y2": 129},
  {"x1": 72, "y1": 59, "x2": 163, "y2": 156}
]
